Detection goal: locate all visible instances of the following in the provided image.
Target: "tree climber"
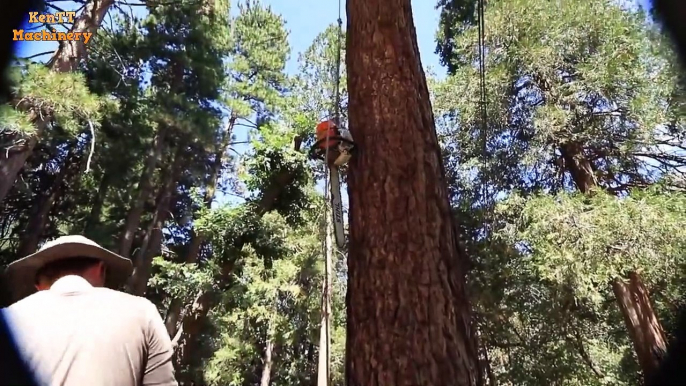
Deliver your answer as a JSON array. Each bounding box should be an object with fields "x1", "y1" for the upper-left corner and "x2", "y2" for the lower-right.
[
  {"x1": 310, "y1": 119, "x2": 355, "y2": 249},
  {"x1": 314, "y1": 119, "x2": 355, "y2": 167}
]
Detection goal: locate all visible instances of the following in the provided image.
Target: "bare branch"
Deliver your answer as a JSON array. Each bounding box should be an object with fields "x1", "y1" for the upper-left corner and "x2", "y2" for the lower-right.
[{"x1": 21, "y1": 51, "x2": 54, "y2": 60}]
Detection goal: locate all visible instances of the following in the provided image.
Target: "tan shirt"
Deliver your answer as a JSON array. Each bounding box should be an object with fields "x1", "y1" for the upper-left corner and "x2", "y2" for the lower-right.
[{"x1": 3, "y1": 275, "x2": 177, "y2": 386}]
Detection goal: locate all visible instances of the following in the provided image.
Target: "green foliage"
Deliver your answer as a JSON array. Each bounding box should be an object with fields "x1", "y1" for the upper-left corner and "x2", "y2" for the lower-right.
[
  {"x1": 202, "y1": 211, "x2": 345, "y2": 385},
  {"x1": 498, "y1": 188, "x2": 686, "y2": 304},
  {"x1": 434, "y1": 0, "x2": 686, "y2": 201},
  {"x1": 435, "y1": 0, "x2": 478, "y2": 72},
  {"x1": 469, "y1": 186, "x2": 686, "y2": 385},
  {"x1": 149, "y1": 256, "x2": 217, "y2": 300},
  {"x1": 225, "y1": 0, "x2": 290, "y2": 118},
  {"x1": 0, "y1": 105, "x2": 34, "y2": 136},
  {"x1": 434, "y1": 0, "x2": 686, "y2": 384},
  {"x1": 10, "y1": 64, "x2": 105, "y2": 134},
  {"x1": 243, "y1": 122, "x2": 311, "y2": 225}
]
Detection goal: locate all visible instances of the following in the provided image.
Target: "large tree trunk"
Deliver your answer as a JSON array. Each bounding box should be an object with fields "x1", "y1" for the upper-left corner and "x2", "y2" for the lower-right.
[
  {"x1": 0, "y1": 0, "x2": 115, "y2": 203},
  {"x1": 47, "y1": 0, "x2": 115, "y2": 72},
  {"x1": 612, "y1": 273, "x2": 667, "y2": 380},
  {"x1": 119, "y1": 127, "x2": 167, "y2": 257},
  {"x1": 16, "y1": 146, "x2": 80, "y2": 256},
  {"x1": 165, "y1": 115, "x2": 236, "y2": 337},
  {"x1": 561, "y1": 141, "x2": 668, "y2": 379},
  {"x1": 559, "y1": 142, "x2": 597, "y2": 193},
  {"x1": 344, "y1": 0, "x2": 480, "y2": 384},
  {"x1": 127, "y1": 147, "x2": 184, "y2": 296}
]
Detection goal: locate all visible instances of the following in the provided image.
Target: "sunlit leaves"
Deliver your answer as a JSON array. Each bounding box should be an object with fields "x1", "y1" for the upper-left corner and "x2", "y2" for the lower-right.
[
  {"x1": 226, "y1": 0, "x2": 290, "y2": 118},
  {"x1": 499, "y1": 188, "x2": 686, "y2": 304},
  {"x1": 435, "y1": 0, "x2": 685, "y2": 201},
  {"x1": 9, "y1": 64, "x2": 107, "y2": 135}
]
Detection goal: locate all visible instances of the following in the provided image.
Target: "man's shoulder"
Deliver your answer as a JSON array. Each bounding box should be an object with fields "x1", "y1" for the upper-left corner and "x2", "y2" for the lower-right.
[
  {"x1": 92, "y1": 288, "x2": 158, "y2": 311},
  {"x1": 5, "y1": 288, "x2": 155, "y2": 314},
  {"x1": 93, "y1": 287, "x2": 148, "y2": 302},
  {"x1": 4, "y1": 291, "x2": 50, "y2": 312}
]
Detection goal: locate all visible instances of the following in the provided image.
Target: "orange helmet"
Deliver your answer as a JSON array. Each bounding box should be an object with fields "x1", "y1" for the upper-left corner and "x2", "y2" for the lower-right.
[{"x1": 315, "y1": 120, "x2": 339, "y2": 149}]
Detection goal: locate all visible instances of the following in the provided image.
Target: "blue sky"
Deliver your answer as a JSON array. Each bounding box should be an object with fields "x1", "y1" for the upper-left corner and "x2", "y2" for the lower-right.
[{"x1": 268, "y1": 0, "x2": 443, "y2": 74}]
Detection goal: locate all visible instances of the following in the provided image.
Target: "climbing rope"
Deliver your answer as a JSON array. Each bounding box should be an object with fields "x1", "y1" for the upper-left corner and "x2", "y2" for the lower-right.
[
  {"x1": 333, "y1": 0, "x2": 343, "y2": 127},
  {"x1": 320, "y1": 0, "x2": 343, "y2": 383}
]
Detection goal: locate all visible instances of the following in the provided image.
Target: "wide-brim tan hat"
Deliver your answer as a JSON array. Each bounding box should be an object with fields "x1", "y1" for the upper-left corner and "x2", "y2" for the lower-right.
[{"x1": 5, "y1": 235, "x2": 133, "y2": 302}]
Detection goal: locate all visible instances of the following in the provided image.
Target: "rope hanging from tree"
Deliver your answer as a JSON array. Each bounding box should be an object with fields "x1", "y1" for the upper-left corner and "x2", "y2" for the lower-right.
[{"x1": 318, "y1": 0, "x2": 345, "y2": 384}]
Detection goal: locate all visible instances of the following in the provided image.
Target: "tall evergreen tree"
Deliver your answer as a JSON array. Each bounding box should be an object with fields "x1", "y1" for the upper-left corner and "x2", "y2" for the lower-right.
[{"x1": 345, "y1": 0, "x2": 481, "y2": 384}]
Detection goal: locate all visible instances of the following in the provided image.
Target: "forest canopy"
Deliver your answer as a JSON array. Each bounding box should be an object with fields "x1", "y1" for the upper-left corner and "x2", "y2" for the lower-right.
[{"x1": 0, "y1": 0, "x2": 685, "y2": 385}]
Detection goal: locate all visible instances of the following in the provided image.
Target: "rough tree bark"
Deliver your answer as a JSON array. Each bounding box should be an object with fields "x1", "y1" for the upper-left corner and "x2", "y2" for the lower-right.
[
  {"x1": 559, "y1": 142, "x2": 597, "y2": 193},
  {"x1": 560, "y1": 140, "x2": 667, "y2": 379},
  {"x1": 344, "y1": 0, "x2": 481, "y2": 384},
  {"x1": 0, "y1": 0, "x2": 115, "y2": 203},
  {"x1": 612, "y1": 273, "x2": 667, "y2": 380},
  {"x1": 118, "y1": 127, "x2": 167, "y2": 257},
  {"x1": 47, "y1": 0, "x2": 115, "y2": 72}
]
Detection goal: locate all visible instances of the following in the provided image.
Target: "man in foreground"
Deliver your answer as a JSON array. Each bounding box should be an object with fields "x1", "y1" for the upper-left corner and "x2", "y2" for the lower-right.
[{"x1": 2, "y1": 235, "x2": 177, "y2": 386}]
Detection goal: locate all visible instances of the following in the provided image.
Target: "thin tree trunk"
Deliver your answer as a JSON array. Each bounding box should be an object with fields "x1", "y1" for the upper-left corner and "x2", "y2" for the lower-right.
[
  {"x1": 129, "y1": 223, "x2": 166, "y2": 296},
  {"x1": 345, "y1": 0, "x2": 480, "y2": 384},
  {"x1": 560, "y1": 140, "x2": 668, "y2": 380},
  {"x1": 570, "y1": 328, "x2": 604, "y2": 379},
  {"x1": 476, "y1": 330, "x2": 496, "y2": 386},
  {"x1": 0, "y1": 0, "x2": 115, "y2": 203},
  {"x1": 173, "y1": 290, "x2": 215, "y2": 377},
  {"x1": 16, "y1": 147, "x2": 80, "y2": 256},
  {"x1": 83, "y1": 173, "x2": 111, "y2": 233},
  {"x1": 127, "y1": 147, "x2": 183, "y2": 296},
  {"x1": 317, "y1": 209, "x2": 333, "y2": 386},
  {"x1": 260, "y1": 335, "x2": 274, "y2": 386},
  {"x1": 165, "y1": 298, "x2": 184, "y2": 337},
  {"x1": 119, "y1": 127, "x2": 167, "y2": 257},
  {"x1": 165, "y1": 114, "x2": 236, "y2": 337}
]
